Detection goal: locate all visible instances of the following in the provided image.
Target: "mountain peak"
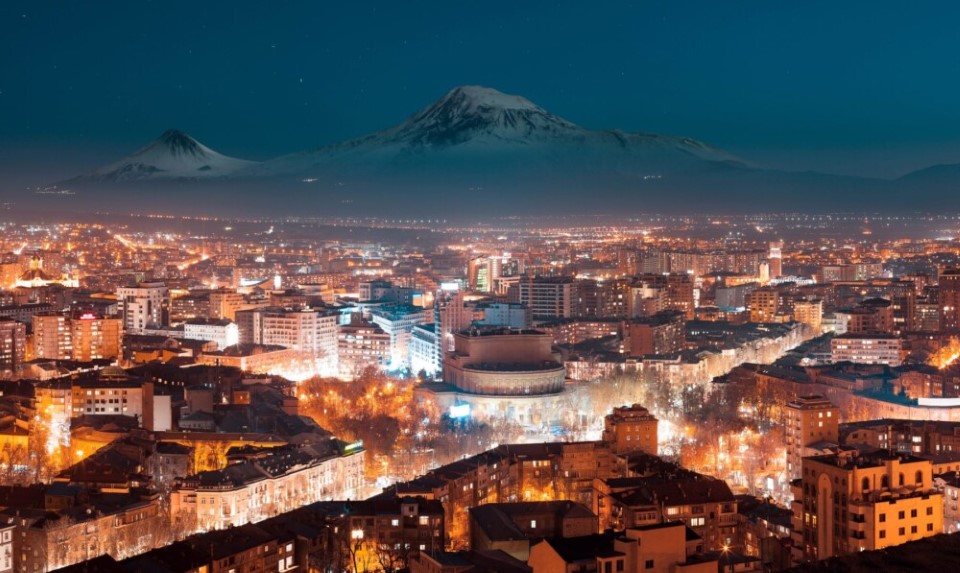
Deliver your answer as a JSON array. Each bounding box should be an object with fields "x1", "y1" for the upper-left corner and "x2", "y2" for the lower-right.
[
  {"x1": 66, "y1": 129, "x2": 255, "y2": 183},
  {"x1": 388, "y1": 85, "x2": 579, "y2": 147},
  {"x1": 152, "y1": 129, "x2": 207, "y2": 159},
  {"x1": 439, "y1": 85, "x2": 544, "y2": 113}
]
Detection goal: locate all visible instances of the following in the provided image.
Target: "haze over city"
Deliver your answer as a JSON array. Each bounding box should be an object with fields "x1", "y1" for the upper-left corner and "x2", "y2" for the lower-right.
[{"x1": 2, "y1": 2, "x2": 960, "y2": 573}]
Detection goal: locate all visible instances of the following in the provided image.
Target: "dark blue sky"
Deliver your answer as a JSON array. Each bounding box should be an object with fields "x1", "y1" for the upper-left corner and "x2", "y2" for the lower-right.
[{"x1": 3, "y1": 0, "x2": 960, "y2": 182}]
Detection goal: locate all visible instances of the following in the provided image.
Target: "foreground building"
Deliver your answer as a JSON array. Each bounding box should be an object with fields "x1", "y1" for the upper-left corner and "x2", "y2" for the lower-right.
[
  {"x1": 170, "y1": 441, "x2": 365, "y2": 533},
  {"x1": 791, "y1": 449, "x2": 943, "y2": 562}
]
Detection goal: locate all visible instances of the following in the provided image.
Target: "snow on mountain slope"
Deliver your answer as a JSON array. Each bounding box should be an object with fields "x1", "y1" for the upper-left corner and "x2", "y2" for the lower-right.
[
  {"x1": 243, "y1": 86, "x2": 748, "y2": 178},
  {"x1": 71, "y1": 129, "x2": 256, "y2": 182}
]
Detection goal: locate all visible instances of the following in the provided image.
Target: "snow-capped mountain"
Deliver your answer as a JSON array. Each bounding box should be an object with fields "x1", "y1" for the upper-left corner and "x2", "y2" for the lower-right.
[
  {"x1": 69, "y1": 129, "x2": 256, "y2": 182},
  {"x1": 243, "y1": 85, "x2": 748, "y2": 178},
  {"x1": 53, "y1": 86, "x2": 924, "y2": 216}
]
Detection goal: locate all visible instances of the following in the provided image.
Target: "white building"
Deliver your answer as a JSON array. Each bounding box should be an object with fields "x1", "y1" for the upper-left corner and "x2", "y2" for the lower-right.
[
  {"x1": 117, "y1": 282, "x2": 169, "y2": 334},
  {"x1": 237, "y1": 306, "x2": 339, "y2": 377},
  {"x1": 369, "y1": 304, "x2": 428, "y2": 371},
  {"x1": 183, "y1": 318, "x2": 239, "y2": 350}
]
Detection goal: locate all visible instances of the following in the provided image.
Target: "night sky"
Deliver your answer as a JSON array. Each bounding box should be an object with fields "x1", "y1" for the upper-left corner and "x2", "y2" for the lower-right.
[{"x1": 3, "y1": 1, "x2": 960, "y2": 184}]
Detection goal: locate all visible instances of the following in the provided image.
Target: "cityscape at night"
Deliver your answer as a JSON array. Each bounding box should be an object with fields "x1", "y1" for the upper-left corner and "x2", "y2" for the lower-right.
[{"x1": 4, "y1": 2, "x2": 960, "y2": 572}]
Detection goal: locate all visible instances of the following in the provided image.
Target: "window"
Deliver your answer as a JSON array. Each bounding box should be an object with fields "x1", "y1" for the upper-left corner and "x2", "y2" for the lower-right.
[
  {"x1": 927, "y1": 507, "x2": 934, "y2": 516},
  {"x1": 928, "y1": 523, "x2": 934, "y2": 532},
  {"x1": 911, "y1": 509, "x2": 917, "y2": 518},
  {"x1": 530, "y1": 520, "x2": 537, "y2": 529},
  {"x1": 645, "y1": 560, "x2": 655, "y2": 569},
  {"x1": 391, "y1": 519, "x2": 399, "y2": 527},
  {"x1": 917, "y1": 470, "x2": 925, "y2": 486},
  {"x1": 898, "y1": 511, "x2": 905, "y2": 520},
  {"x1": 879, "y1": 530, "x2": 886, "y2": 539},
  {"x1": 899, "y1": 527, "x2": 905, "y2": 536},
  {"x1": 690, "y1": 517, "x2": 705, "y2": 527},
  {"x1": 419, "y1": 515, "x2": 429, "y2": 526},
  {"x1": 880, "y1": 513, "x2": 886, "y2": 522},
  {"x1": 617, "y1": 560, "x2": 624, "y2": 572},
  {"x1": 911, "y1": 525, "x2": 917, "y2": 534}
]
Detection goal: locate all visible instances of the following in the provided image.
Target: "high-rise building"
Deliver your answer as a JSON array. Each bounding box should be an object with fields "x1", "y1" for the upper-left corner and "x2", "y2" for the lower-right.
[
  {"x1": 784, "y1": 395, "x2": 838, "y2": 480},
  {"x1": 769, "y1": 240, "x2": 783, "y2": 279},
  {"x1": 117, "y1": 282, "x2": 169, "y2": 333},
  {"x1": 747, "y1": 287, "x2": 779, "y2": 323},
  {"x1": 69, "y1": 312, "x2": 123, "y2": 362},
  {"x1": 940, "y1": 268, "x2": 960, "y2": 331},
  {"x1": 33, "y1": 311, "x2": 122, "y2": 362},
  {"x1": 0, "y1": 318, "x2": 26, "y2": 377},
  {"x1": 793, "y1": 299, "x2": 823, "y2": 333},
  {"x1": 517, "y1": 277, "x2": 577, "y2": 320}
]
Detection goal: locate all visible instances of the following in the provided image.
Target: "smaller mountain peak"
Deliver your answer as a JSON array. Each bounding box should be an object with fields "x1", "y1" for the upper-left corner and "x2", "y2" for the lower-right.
[{"x1": 153, "y1": 129, "x2": 205, "y2": 159}]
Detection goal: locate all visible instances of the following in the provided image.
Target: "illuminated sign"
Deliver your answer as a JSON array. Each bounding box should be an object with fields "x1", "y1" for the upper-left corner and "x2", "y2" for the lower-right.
[
  {"x1": 449, "y1": 403, "x2": 471, "y2": 419},
  {"x1": 343, "y1": 440, "x2": 364, "y2": 453},
  {"x1": 79, "y1": 313, "x2": 96, "y2": 320}
]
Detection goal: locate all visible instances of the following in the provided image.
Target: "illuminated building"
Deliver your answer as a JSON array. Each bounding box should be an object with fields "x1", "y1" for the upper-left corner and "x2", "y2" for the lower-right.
[
  {"x1": 32, "y1": 312, "x2": 70, "y2": 359},
  {"x1": 209, "y1": 288, "x2": 246, "y2": 320},
  {"x1": 70, "y1": 368, "x2": 171, "y2": 431},
  {"x1": 792, "y1": 299, "x2": 823, "y2": 333},
  {"x1": 170, "y1": 442, "x2": 365, "y2": 533},
  {"x1": 746, "y1": 287, "x2": 779, "y2": 323},
  {"x1": 337, "y1": 318, "x2": 390, "y2": 378},
  {"x1": 443, "y1": 328, "x2": 565, "y2": 396},
  {"x1": 70, "y1": 312, "x2": 123, "y2": 361},
  {"x1": 183, "y1": 318, "x2": 239, "y2": 350},
  {"x1": 830, "y1": 333, "x2": 902, "y2": 366},
  {"x1": 469, "y1": 254, "x2": 524, "y2": 294},
  {"x1": 13, "y1": 254, "x2": 79, "y2": 289},
  {"x1": 941, "y1": 268, "x2": 960, "y2": 331},
  {"x1": 769, "y1": 241, "x2": 783, "y2": 279},
  {"x1": 593, "y1": 472, "x2": 738, "y2": 551},
  {"x1": 369, "y1": 304, "x2": 428, "y2": 370},
  {"x1": 639, "y1": 274, "x2": 696, "y2": 320},
  {"x1": 5, "y1": 492, "x2": 164, "y2": 573},
  {"x1": 236, "y1": 306, "x2": 339, "y2": 376},
  {"x1": 517, "y1": 277, "x2": 577, "y2": 320},
  {"x1": 409, "y1": 323, "x2": 441, "y2": 377},
  {"x1": 317, "y1": 497, "x2": 445, "y2": 572},
  {"x1": 791, "y1": 450, "x2": 943, "y2": 562},
  {"x1": 622, "y1": 310, "x2": 685, "y2": 356},
  {"x1": 197, "y1": 343, "x2": 297, "y2": 374},
  {"x1": 785, "y1": 395, "x2": 838, "y2": 480},
  {"x1": 539, "y1": 317, "x2": 621, "y2": 345},
  {"x1": 169, "y1": 292, "x2": 211, "y2": 322},
  {"x1": 602, "y1": 404, "x2": 659, "y2": 455},
  {"x1": 117, "y1": 282, "x2": 169, "y2": 333},
  {"x1": 34, "y1": 311, "x2": 123, "y2": 362},
  {"x1": 846, "y1": 298, "x2": 894, "y2": 334},
  {"x1": 0, "y1": 318, "x2": 26, "y2": 378}
]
